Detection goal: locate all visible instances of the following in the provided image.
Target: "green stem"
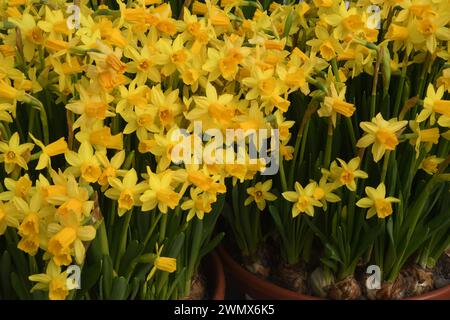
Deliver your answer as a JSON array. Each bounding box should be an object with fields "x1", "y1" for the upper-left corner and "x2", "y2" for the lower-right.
[
  {"x1": 231, "y1": 183, "x2": 249, "y2": 255},
  {"x1": 98, "y1": 220, "x2": 110, "y2": 256},
  {"x1": 289, "y1": 127, "x2": 303, "y2": 188},
  {"x1": 288, "y1": 100, "x2": 317, "y2": 188},
  {"x1": 416, "y1": 53, "x2": 431, "y2": 99},
  {"x1": 346, "y1": 117, "x2": 357, "y2": 155},
  {"x1": 40, "y1": 102, "x2": 49, "y2": 145},
  {"x1": 370, "y1": 48, "x2": 381, "y2": 119},
  {"x1": 124, "y1": 213, "x2": 162, "y2": 278},
  {"x1": 347, "y1": 191, "x2": 356, "y2": 241},
  {"x1": 0, "y1": 123, "x2": 10, "y2": 140},
  {"x1": 30, "y1": 151, "x2": 42, "y2": 161},
  {"x1": 298, "y1": 121, "x2": 309, "y2": 172},
  {"x1": 324, "y1": 120, "x2": 333, "y2": 169},
  {"x1": 28, "y1": 255, "x2": 37, "y2": 275},
  {"x1": 279, "y1": 156, "x2": 288, "y2": 192},
  {"x1": 108, "y1": 201, "x2": 116, "y2": 236},
  {"x1": 306, "y1": 76, "x2": 327, "y2": 92},
  {"x1": 251, "y1": 208, "x2": 261, "y2": 257},
  {"x1": 44, "y1": 86, "x2": 53, "y2": 122},
  {"x1": 27, "y1": 108, "x2": 36, "y2": 142},
  {"x1": 381, "y1": 151, "x2": 391, "y2": 183},
  {"x1": 141, "y1": 211, "x2": 162, "y2": 252},
  {"x1": 158, "y1": 212, "x2": 167, "y2": 244},
  {"x1": 388, "y1": 175, "x2": 442, "y2": 280},
  {"x1": 393, "y1": 54, "x2": 409, "y2": 117},
  {"x1": 115, "y1": 210, "x2": 132, "y2": 271},
  {"x1": 241, "y1": 190, "x2": 255, "y2": 257},
  {"x1": 15, "y1": 107, "x2": 25, "y2": 141},
  {"x1": 24, "y1": 94, "x2": 49, "y2": 145},
  {"x1": 331, "y1": 58, "x2": 340, "y2": 82}
]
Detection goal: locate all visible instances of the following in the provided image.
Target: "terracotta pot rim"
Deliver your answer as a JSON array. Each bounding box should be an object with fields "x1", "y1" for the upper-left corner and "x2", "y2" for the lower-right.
[
  {"x1": 404, "y1": 283, "x2": 450, "y2": 300},
  {"x1": 217, "y1": 245, "x2": 320, "y2": 300},
  {"x1": 205, "y1": 251, "x2": 226, "y2": 300},
  {"x1": 218, "y1": 245, "x2": 450, "y2": 300}
]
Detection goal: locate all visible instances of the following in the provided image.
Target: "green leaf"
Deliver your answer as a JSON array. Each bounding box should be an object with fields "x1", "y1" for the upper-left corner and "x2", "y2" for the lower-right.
[
  {"x1": 1, "y1": 251, "x2": 13, "y2": 298},
  {"x1": 119, "y1": 240, "x2": 142, "y2": 275},
  {"x1": 303, "y1": 214, "x2": 329, "y2": 245},
  {"x1": 336, "y1": 227, "x2": 347, "y2": 264},
  {"x1": 166, "y1": 267, "x2": 186, "y2": 299},
  {"x1": 202, "y1": 195, "x2": 224, "y2": 242},
  {"x1": 134, "y1": 263, "x2": 152, "y2": 282},
  {"x1": 199, "y1": 232, "x2": 224, "y2": 259},
  {"x1": 354, "y1": 224, "x2": 382, "y2": 259},
  {"x1": 102, "y1": 254, "x2": 113, "y2": 299},
  {"x1": 284, "y1": 10, "x2": 296, "y2": 39},
  {"x1": 80, "y1": 258, "x2": 103, "y2": 296},
  {"x1": 381, "y1": 45, "x2": 391, "y2": 95},
  {"x1": 187, "y1": 219, "x2": 203, "y2": 281},
  {"x1": 320, "y1": 257, "x2": 337, "y2": 272},
  {"x1": 129, "y1": 277, "x2": 140, "y2": 300},
  {"x1": 325, "y1": 243, "x2": 343, "y2": 265},
  {"x1": 404, "y1": 226, "x2": 430, "y2": 259},
  {"x1": 10, "y1": 272, "x2": 30, "y2": 300},
  {"x1": 386, "y1": 217, "x2": 395, "y2": 247},
  {"x1": 168, "y1": 232, "x2": 185, "y2": 258},
  {"x1": 156, "y1": 232, "x2": 185, "y2": 297},
  {"x1": 6, "y1": 239, "x2": 29, "y2": 278},
  {"x1": 331, "y1": 209, "x2": 339, "y2": 240},
  {"x1": 110, "y1": 277, "x2": 129, "y2": 300},
  {"x1": 268, "y1": 205, "x2": 289, "y2": 246},
  {"x1": 31, "y1": 290, "x2": 47, "y2": 300},
  {"x1": 223, "y1": 197, "x2": 249, "y2": 254}
]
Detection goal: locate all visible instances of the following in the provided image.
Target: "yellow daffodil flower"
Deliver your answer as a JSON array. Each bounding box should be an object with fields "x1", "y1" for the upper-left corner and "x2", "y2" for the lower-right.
[
  {"x1": 282, "y1": 181, "x2": 323, "y2": 217},
  {"x1": 65, "y1": 84, "x2": 115, "y2": 130},
  {"x1": 187, "y1": 82, "x2": 234, "y2": 131},
  {"x1": 419, "y1": 155, "x2": 445, "y2": 175},
  {"x1": 96, "y1": 150, "x2": 126, "y2": 190},
  {"x1": 312, "y1": 174, "x2": 341, "y2": 210},
  {"x1": 0, "y1": 174, "x2": 33, "y2": 201},
  {"x1": 140, "y1": 167, "x2": 180, "y2": 213},
  {"x1": 356, "y1": 182, "x2": 400, "y2": 219},
  {"x1": 0, "y1": 201, "x2": 20, "y2": 235},
  {"x1": 408, "y1": 121, "x2": 440, "y2": 157},
  {"x1": 105, "y1": 168, "x2": 148, "y2": 216},
  {"x1": 357, "y1": 113, "x2": 408, "y2": 162},
  {"x1": 146, "y1": 244, "x2": 177, "y2": 281},
  {"x1": 0, "y1": 132, "x2": 34, "y2": 174},
  {"x1": 318, "y1": 83, "x2": 356, "y2": 127},
  {"x1": 29, "y1": 261, "x2": 70, "y2": 300},
  {"x1": 47, "y1": 215, "x2": 96, "y2": 266},
  {"x1": 30, "y1": 133, "x2": 68, "y2": 170},
  {"x1": 181, "y1": 187, "x2": 214, "y2": 221},
  {"x1": 326, "y1": 157, "x2": 368, "y2": 191},
  {"x1": 417, "y1": 84, "x2": 450, "y2": 125},
  {"x1": 244, "y1": 179, "x2": 277, "y2": 211},
  {"x1": 65, "y1": 142, "x2": 102, "y2": 183},
  {"x1": 14, "y1": 193, "x2": 54, "y2": 256}
]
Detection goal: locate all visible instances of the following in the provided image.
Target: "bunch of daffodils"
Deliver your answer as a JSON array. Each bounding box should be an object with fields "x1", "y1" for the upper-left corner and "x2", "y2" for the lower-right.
[
  {"x1": 0, "y1": 0, "x2": 448, "y2": 300},
  {"x1": 220, "y1": 0, "x2": 450, "y2": 300},
  {"x1": 0, "y1": 0, "x2": 290, "y2": 300}
]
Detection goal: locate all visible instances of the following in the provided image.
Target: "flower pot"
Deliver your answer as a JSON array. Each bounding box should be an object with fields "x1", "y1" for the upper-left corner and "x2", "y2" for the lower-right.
[
  {"x1": 217, "y1": 245, "x2": 320, "y2": 300},
  {"x1": 404, "y1": 285, "x2": 450, "y2": 300},
  {"x1": 218, "y1": 245, "x2": 450, "y2": 300},
  {"x1": 203, "y1": 251, "x2": 226, "y2": 300}
]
